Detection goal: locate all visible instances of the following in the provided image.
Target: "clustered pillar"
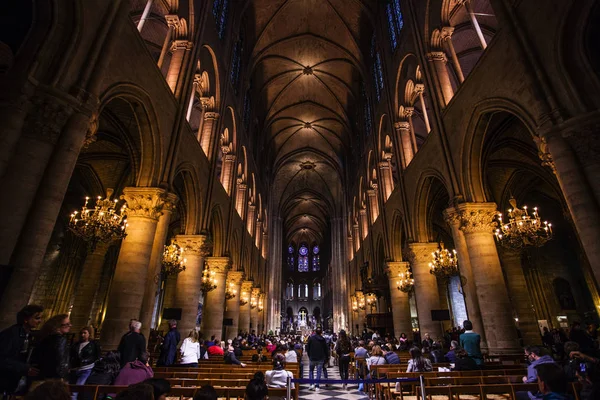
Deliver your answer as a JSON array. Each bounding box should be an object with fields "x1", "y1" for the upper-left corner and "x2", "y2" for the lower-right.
[
  {"x1": 200, "y1": 256, "x2": 229, "y2": 340},
  {"x1": 386, "y1": 261, "x2": 413, "y2": 337},
  {"x1": 223, "y1": 271, "x2": 244, "y2": 340},
  {"x1": 238, "y1": 280, "x2": 253, "y2": 334}
]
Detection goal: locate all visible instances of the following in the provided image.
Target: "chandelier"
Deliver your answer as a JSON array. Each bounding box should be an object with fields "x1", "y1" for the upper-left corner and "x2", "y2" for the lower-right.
[
  {"x1": 357, "y1": 293, "x2": 366, "y2": 311},
  {"x1": 258, "y1": 296, "x2": 264, "y2": 312},
  {"x1": 200, "y1": 266, "x2": 217, "y2": 293},
  {"x1": 495, "y1": 197, "x2": 553, "y2": 249},
  {"x1": 161, "y1": 241, "x2": 186, "y2": 276},
  {"x1": 239, "y1": 290, "x2": 249, "y2": 306},
  {"x1": 225, "y1": 281, "x2": 237, "y2": 300},
  {"x1": 365, "y1": 292, "x2": 378, "y2": 311},
  {"x1": 250, "y1": 294, "x2": 258, "y2": 309},
  {"x1": 396, "y1": 269, "x2": 415, "y2": 293},
  {"x1": 69, "y1": 191, "x2": 127, "y2": 251},
  {"x1": 429, "y1": 243, "x2": 459, "y2": 279},
  {"x1": 351, "y1": 295, "x2": 359, "y2": 313}
]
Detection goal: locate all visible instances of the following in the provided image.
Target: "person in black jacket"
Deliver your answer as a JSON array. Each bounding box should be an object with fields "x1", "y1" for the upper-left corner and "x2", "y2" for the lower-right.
[
  {"x1": 0, "y1": 304, "x2": 44, "y2": 396},
  {"x1": 307, "y1": 328, "x2": 329, "y2": 391},
  {"x1": 30, "y1": 314, "x2": 72, "y2": 383},
  {"x1": 83, "y1": 351, "x2": 121, "y2": 400},
  {"x1": 70, "y1": 326, "x2": 101, "y2": 386},
  {"x1": 117, "y1": 320, "x2": 146, "y2": 367},
  {"x1": 453, "y1": 348, "x2": 478, "y2": 371}
]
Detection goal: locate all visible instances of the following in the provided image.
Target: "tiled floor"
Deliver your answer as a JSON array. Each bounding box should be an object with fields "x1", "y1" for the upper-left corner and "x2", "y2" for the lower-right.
[{"x1": 298, "y1": 354, "x2": 368, "y2": 400}]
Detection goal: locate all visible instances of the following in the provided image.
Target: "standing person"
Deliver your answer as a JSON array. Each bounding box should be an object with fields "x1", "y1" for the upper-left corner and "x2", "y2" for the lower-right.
[
  {"x1": 306, "y1": 328, "x2": 328, "y2": 392},
  {"x1": 0, "y1": 304, "x2": 44, "y2": 396},
  {"x1": 179, "y1": 330, "x2": 201, "y2": 367},
  {"x1": 459, "y1": 320, "x2": 483, "y2": 366},
  {"x1": 30, "y1": 314, "x2": 72, "y2": 384},
  {"x1": 157, "y1": 320, "x2": 180, "y2": 367},
  {"x1": 117, "y1": 320, "x2": 146, "y2": 367},
  {"x1": 335, "y1": 330, "x2": 352, "y2": 390},
  {"x1": 69, "y1": 326, "x2": 101, "y2": 398}
]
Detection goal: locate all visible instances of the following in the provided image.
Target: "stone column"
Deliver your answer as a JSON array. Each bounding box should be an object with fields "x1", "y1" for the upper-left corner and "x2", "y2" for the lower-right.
[
  {"x1": 70, "y1": 241, "x2": 111, "y2": 330},
  {"x1": 174, "y1": 234, "x2": 208, "y2": 336},
  {"x1": 407, "y1": 243, "x2": 443, "y2": 340},
  {"x1": 224, "y1": 271, "x2": 244, "y2": 340},
  {"x1": 441, "y1": 27, "x2": 465, "y2": 83},
  {"x1": 200, "y1": 256, "x2": 229, "y2": 340},
  {"x1": 100, "y1": 187, "x2": 167, "y2": 349},
  {"x1": 220, "y1": 153, "x2": 236, "y2": 195},
  {"x1": 367, "y1": 187, "x2": 379, "y2": 223},
  {"x1": 140, "y1": 193, "x2": 177, "y2": 338},
  {"x1": 394, "y1": 121, "x2": 414, "y2": 168},
  {"x1": 426, "y1": 52, "x2": 454, "y2": 106},
  {"x1": 348, "y1": 236, "x2": 354, "y2": 261},
  {"x1": 359, "y1": 209, "x2": 368, "y2": 240},
  {"x1": 157, "y1": 15, "x2": 178, "y2": 68},
  {"x1": 386, "y1": 262, "x2": 413, "y2": 337},
  {"x1": 261, "y1": 232, "x2": 268, "y2": 259},
  {"x1": 166, "y1": 40, "x2": 192, "y2": 93},
  {"x1": 353, "y1": 224, "x2": 361, "y2": 252},
  {"x1": 414, "y1": 84, "x2": 431, "y2": 133},
  {"x1": 443, "y1": 208, "x2": 487, "y2": 347},
  {"x1": 498, "y1": 248, "x2": 540, "y2": 345},
  {"x1": 250, "y1": 288, "x2": 260, "y2": 333},
  {"x1": 239, "y1": 281, "x2": 253, "y2": 334},
  {"x1": 246, "y1": 204, "x2": 256, "y2": 235},
  {"x1": 235, "y1": 182, "x2": 247, "y2": 218},
  {"x1": 255, "y1": 220, "x2": 262, "y2": 249},
  {"x1": 457, "y1": 202, "x2": 520, "y2": 352},
  {"x1": 463, "y1": 0, "x2": 487, "y2": 49},
  {"x1": 379, "y1": 160, "x2": 394, "y2": 201},
  {"x1": 199, "y1": 112, "x2": 219, "y2": 161}
]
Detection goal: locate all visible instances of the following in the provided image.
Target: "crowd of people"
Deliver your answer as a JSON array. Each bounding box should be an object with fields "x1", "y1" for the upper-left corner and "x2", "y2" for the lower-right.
[{"x1": 2, "y1": 304, "x2": 600, "y2": 400}]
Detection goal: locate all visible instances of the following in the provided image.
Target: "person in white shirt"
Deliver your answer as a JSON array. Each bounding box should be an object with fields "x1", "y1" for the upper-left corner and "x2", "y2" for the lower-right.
[
  {"x1": 179, "y1": 330, "x2": 201, "y2": 367},
  {"x1": 266, "y1": 353, "x2": 294, "y2": 389},
  {"x1": 284, "y1": 344, "x2": 297, "y2": 363}
]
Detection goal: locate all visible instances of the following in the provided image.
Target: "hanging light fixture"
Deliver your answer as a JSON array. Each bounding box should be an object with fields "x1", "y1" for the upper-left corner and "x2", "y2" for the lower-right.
[
  {"x1": 495, "y1": 197, "x2": 553, "y2": 249},
  {"x1": 396, "y1": 268, "x2": 415, "y2": 293},
  {"x1": 429, "y1": 242, "x2": 459, "y2": 279},
  {"x1": 161, "y1": 240, "x2": 186, "y2": 276},
  {"x1": 239, "y1": 290, "x2": 249, "y2": 306},
  {"x1": 69, "y1": 189, "x2": 127, "y2": 251},
  {"x1": 258, "y1": 295, "x2": 264, "y2": 312},
  {"x1": 200, "y1": 265, "x2": 217, "y2": 293},
  {"x1": 225, "y1": 281, "x2": 237, "y2": 300},
  {"x1": 250, "y1": 292, "x2": 258, "y2": 309},
  {"x1": 365, "y1": 292, "x2": 378, "y2": 311},
  {"x1": 351, "y1": 295, "x2": 359, "y2": 313}
]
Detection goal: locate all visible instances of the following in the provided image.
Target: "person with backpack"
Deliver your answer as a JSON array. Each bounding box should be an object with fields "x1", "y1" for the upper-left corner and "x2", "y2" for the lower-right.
[{"x1": 335, "y1": 330, "x2": 352, "y2": 390}]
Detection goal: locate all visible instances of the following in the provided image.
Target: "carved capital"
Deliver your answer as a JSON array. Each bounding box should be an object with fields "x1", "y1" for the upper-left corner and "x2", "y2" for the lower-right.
[
  {"x1": 251, "y1": 288, "x2": 261, "y2": 297},
  {"x1": 170, "y1": 39, "x2": 193, "y2": 52},
  {"x1": 427, "y1": 51, "x2": 448, "y2": 63},
  {"x1": 440, "y1": 26, "x2": 455, "y2": 40},
  {"x1": 241, "y1": 280, "x2": 254, "y2": 293},
  {"x1": 82, "y1": 111, "x2": 99, "y2": 148},
  {"x1": 23, "y1": 94, "x2": 73, "y2": 144},
  {"x1": 224, "y1": 154, "x2": 236, "y2": 163},
  {"x1": 385, "y1": 261, "x2": 411, "y2": 278},
  {"x1": 378, "y1": 161, "x2": 390, "y2": 170},
  {"x1": 121, "y1": 187, "x2": 168, "y2": 220},
  {"x1": 442, "y1": 207, "x2": 461, "y2": 228},
  {"x1": 205, "y1": 256, "x2": 231, "y2": 273},
  {"x1": 533, "y1": 134, "x2": 557, "y2": 174},
  {"x1": 174, "y1": 234, "x2": 208, "y2": 256},
  {"x1": 199, "y1": 96, "x2": 214, "y2": 111},
  {"x1": 204, "y1": 111, "x2": 220, "y2": 121},
  {"x1": 163, "y1": 193, "x2": 179, "y2": 214},
  {"x1": 456, "y1": 202, "x2": 499, "y2": 234},
  {"x1": 414, "y1": 83, "x2": 425, "y2": 95},
  {"x1": 227, "y1": 270, "x2": 244, "y2": 286},
  {"x1": 405, "y1": 243, "x2": 439, "y2": 264},
  {"x1": 165, "y1": 14, "x2": 180, "y2": 28},
  {"x1": 394, "y1": 120, "x2": 410, "y2": 131},
  {"x1": 402, "y1": 106, "x2": 415, "y2": 118}
]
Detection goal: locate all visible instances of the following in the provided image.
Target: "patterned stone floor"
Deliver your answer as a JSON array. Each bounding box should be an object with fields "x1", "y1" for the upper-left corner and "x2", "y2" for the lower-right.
[{"x1": 297, "y1": 354, "x2": 368, "y2": 400}]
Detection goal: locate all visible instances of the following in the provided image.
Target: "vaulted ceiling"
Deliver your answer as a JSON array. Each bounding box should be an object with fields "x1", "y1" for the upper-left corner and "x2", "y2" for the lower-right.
[{"x1": 244, "y1": 0, "x2": 374, "y2": 244}]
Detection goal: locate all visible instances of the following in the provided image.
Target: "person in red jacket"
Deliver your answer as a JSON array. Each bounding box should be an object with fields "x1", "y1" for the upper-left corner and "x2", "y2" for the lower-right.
[
  {"x1": 207, "y1": 340, "x2": 224, "y2": 356},
  {"x1": 113, "y1": 351, "x2": 153, "y2": 387}
]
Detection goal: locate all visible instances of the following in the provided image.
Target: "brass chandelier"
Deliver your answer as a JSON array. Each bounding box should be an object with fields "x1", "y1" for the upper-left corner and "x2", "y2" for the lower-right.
[
  {"x1": 200, "y1": 265, "x2": 218, "y2": 293},
  {"x1": 250, "y1": 293, "x2": 258, "y2": 309},
  {"x1": 429, "y1": 243, "x2": 459, "y2": 279},
  {"x1": 225, "y1": 281, "x2": 237, "y2": 300},
  {"x1": 161, "y1": 241, "x2": 186, "y2": 276},
  {"x1": 69, "y1": 190, "x2": 127, "y2": 251},
  {"x1": 258, "y1": 296, "x2": 264, "y2": 312},
  {"x1": 239, "y1": 290, "x2": 249, "y2": 306},
  {"x1": 495, "y1": 197, "x2": 553, "y2": 249},
  {"x1": 396, "y1": 269, "x2": 415, "y2": 293},
  {"x1": 365, "y1": 292, "x2": 378, "y2": 311}
]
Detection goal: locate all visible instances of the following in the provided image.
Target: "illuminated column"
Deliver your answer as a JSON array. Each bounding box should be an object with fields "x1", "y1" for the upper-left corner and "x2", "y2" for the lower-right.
[
  {"x1": 463, "y1": 0, "x2": 488, "y2": 49},
  {"x1": 441, "y1": 27, "x2": 465, "y2": 84},
  {"x1": 174, "y1": 234, "x2": 208, "y2": 335},
  {"x1": 200, "y1": 256, "x2": 229, "y2": 340},
  {"x1": 255, "y1": 220, "x2": 262, "y2": 249},
  {"x1": 414, "y1": 84, "x2": 431, "y2": 133},
  {"x1": 70, "y1": 241, "x2": 111, "y2": 330},
  {"x1": 359, "y1": 208, "x2": 369, "y2": 240},
  {"x1": 386, "y1": 262, "x2": 413, "y2": 337},
  {"x1": 235, "y1": 181, "x2": 247, "y2": 217},
  {"x1": 136, "y1": 0, "x2": 154, "y2": 32},
  {"x1": 457, "y1": 202, "x2": 520, "y2": 352},
  {"x1": 157, "y1": 15, "x2": 179, "y2": 69},
  {"x1": 261, "y1": 232, "x2": 268, "y2": 259},
  {"x1": 199, "y1": 112, "x2": 219, "y2": 161},
  {"x1": 407, "y1": 243, "x2": 443, "y2": 340},
  {"x1": 246, "y1": 204, "x2": 256, "y2": 235},
  {"x1": 220, "y1": 153, "x2": 236, "y2": 195},
  {"x1": 166, "y1": 40, "x2": 193, "y2": 93},
  {"x1": 224, "y1": 271, "x2": 244, "y2": 340},
  {"x1": 101, "y1": 187, "x2": 167, "y2": 350},
  {"x1": 140, "y1": 193, "x2": 177, "y2": 337},
  {"x1": 367, "y1": 188, "x2": 379, "y2": 223},
  {"x1": 348, "y1": 235, "x2": 355, "y2": 261},
  {"x1": 497, "y1": 247, "x2": 540, "y2": 345},
  {"x1": 443, "y1": 207, "x2": 487, "y2": 348},
  {"x1": 379, "y1": 159, "x2": 394, "y2": 200},
  {"x1": 250, "y1": 288, "x2": 260, "y2": 333},
  {"x1": 238, "y1": 281, "x2": 253, "y2": 334},
  {"x1": 427, "y1": 52, "x2": 454, "y2": 106},
  {"x1": 404, "y1": 107, "x2": 419, "y2": 153},
  {"x1": 395, "y1": 121, "x2": 414, "y2": 168},
  {"x1": 353, "y1": 223, "x2": 361, "y2": 252}
]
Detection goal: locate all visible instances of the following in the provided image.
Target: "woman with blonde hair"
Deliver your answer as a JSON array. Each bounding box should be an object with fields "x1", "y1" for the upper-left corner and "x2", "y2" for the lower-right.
[{"x1": 180, "y1": 330, "x2": 202, "y2": 367}]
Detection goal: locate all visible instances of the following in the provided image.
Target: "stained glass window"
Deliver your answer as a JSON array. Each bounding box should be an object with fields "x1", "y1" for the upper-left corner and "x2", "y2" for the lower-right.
[
  {"x1": 287, "y1": 245, "x2": 295, "y2": 271},
  {"x1": 243, "y1": 89, "x2": 251, "y2": 131},
  {"x1": 298, "y1": 245, "x2": 309, "y2": 272},
  {"x1": 371, "y1": 35, "x2": 384, "y2": 103},
  {"x1": 313, "y1": 283, "x2": 322, "y2": 300},
  {"x1": 212, "y1": 0, "x2": 229, "y2": 39},
  {"x1": 230, "y1": 38, "x2": 242, "y2": 92},
  {"x1": 362, "y1": 83, "x2": 373, "y2": 136},
  {"x1": 387, "y1": 0, "x2": 404, "y2": 52},
  {"x1": 312, "y1": 245, "x2": 320, "y2": 271}
]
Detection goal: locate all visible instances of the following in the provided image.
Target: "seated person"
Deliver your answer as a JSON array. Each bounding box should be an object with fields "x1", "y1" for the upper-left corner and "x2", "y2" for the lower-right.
[
  {"x1": 382, "y1": 346, "x2": 401, "y2": 365},
  {"x1": 407, "y1": 347, "x2": 432, "y2": 373},
  {"x1": 113, "y1": 351, "x2": 153, "y2": 386},
  {"x1": 430, "y1": 342, "x2": 445, "y2": 364},
  {"x1": 445, "y1": 340, "x2": 459, "y2": 363},
  {"x1": 224, "y1": 345, "x2": 246, "y2": 367},
  {"x1": 535, "y1": 363, "x2": 571, "y2": 400},
  {"x1": 366, "y1": 345, "x2": 387, "y2": 374},
  {"x1": 245, "y1": 372, "x2": 268, "y2": 400},
  {"x1": 283, "y1": 345, "x2": 298, "y2": 363},
  {"x1": 207, "y1": 339, "x2": 224, "y2": 356},
  {"x1": 265, "y1": 353, "x2": 294, "y2": 388},
  {"x1": 453, "y1": 348, "x2": 478, "y2": 371}
]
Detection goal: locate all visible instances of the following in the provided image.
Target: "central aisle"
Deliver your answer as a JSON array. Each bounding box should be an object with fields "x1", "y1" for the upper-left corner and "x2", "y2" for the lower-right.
[{"x1": 298, "y1": 351, "x2": 368, "y2": 400}]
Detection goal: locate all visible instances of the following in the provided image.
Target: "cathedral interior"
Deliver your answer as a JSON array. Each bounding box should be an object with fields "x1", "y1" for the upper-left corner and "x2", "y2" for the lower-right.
[{"x1": 1, "y1": 0, "x2": 600, "y2": 356}]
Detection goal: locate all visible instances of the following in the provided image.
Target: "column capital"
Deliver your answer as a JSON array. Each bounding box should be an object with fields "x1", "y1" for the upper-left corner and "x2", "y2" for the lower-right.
[
  {"x1": 241, "y1": 280, "x2": 254, "y2": 293},
  {"x1": 165, "y1": 14, "x2": 180, "y2": 28},
  {"x1": 532, "y1": 134, "x2": 557, "y2": 173},
  {"x1": 163, "y1": 192, "x2": 179, "y2": 214},
  {"x1": 205, "y1": 256, "x2": 231, "y2": 273},
  {"x1": 227, "y1": 270, "x2": 244, "y2": 285},
  {"x1": 405, "y1": 242, "x2": 439, "y2": 264},
  {"x1": 414, "y1": 83, "x2": 426, "y2": 94},
  {"x1": 442, "y1": 207, "x2": 461, "y2": 227},
  {"x1": 204, "y1": 111, "x2": 220, "y2": 121},
  {"x1": 121, "y1": 187, "x2": 168, "y2": 220},
  {"x1": 440, "y1": 26, "x2": 455, "y2": 40},
  {"x1": 224, "y1": 154, "x2": 236, "y2": 162},
  {"x1": 174, "y1": 234, "x2": 208, "y2": 256},
  {"x1": 427, "y1": 51, "x2": 448, "y2": 63},
  {"x1": 199, "y1": 96, "x2": 215, "y2": 111},
  {"x1": 402, "y1": 106, "x2": 415, "y2": 118},
  {"x1": 237, "y1": 181, "x2": 247, "y2": 189},
  {"x1": 251, "y1": 287, "x2": 261, "y2": 297},
  {"x1": 378, "y1": 161, "x2": 391, "y2": 169},
  {"x1": 456, "y1": 202, "x2": 499, "y2": 234},
  {"x1": 170, "y1": 39, "x2": 193, "y2": 52},
  {"x1": 385, "y1": 261, "x2": 411, "y2": 277},
  {"x1": 394, "y1": 120, "x2": 410, "y2": 130}
]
